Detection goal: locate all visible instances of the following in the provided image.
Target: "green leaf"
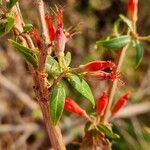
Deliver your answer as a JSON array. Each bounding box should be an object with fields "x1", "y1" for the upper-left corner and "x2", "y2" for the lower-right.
[
  {"x1": 50, "y1": 82, "x2": 66, "y2": 125},
  {"x1": 67, "y1": 74, "x2": 95, "y2": 106},
  {"x1": 5, "y1": 16, "x2": 14, "y2": 32},
  {"x1": 135, "y1": 40, "x2": 144, "y2": 67},
  {"x1": 0, "y1": 23, "x2": 6, "y2": 37},
  {"x1": 96, "y1": 35, "x2": 131, "y2": 50},
  {"x1": 0, "y1": 16, "x2": 14, "y2": 37},
  {"x1": 8, "y1": 0, "x2": 18, "y2": 9},
  {"x1": 97, "y1": 124, "x2": 120, "y2": 140},
  {"x1": 45, "y1": 56, "x2": 61, "y2": 76},
  {"x1": 23, "y1": 24, "x2": 33, "y2": 33},
  {"x1": 9, "y1": 39, "x2": 38, "y2": 67},
  {"x1": 64, "y1": 51, "x2": 71, "y2": 67},
  {"x1": 119, "y1": 14, "x2": 133, "y2": 30}
]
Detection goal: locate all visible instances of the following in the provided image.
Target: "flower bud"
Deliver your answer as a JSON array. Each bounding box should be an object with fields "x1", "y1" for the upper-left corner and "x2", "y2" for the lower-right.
[
  {"x1": 128, "y1": 0, "x2": 138, "y2": 22},
  {"x1": 64, "y1": 97, "x2": 87, "y2": 117},
  {"x1": 111, "y1": 92, "x2": 130, "y2": 115},
  {"x1": 30, "y1": 27, "x2": 43, "y2": 50},
  {"x1": 96, "y1": 91, "x2": 108, "y2": 116},
  {"x1": 45, "y1": 14, "x2": 56, "y2": 41}
]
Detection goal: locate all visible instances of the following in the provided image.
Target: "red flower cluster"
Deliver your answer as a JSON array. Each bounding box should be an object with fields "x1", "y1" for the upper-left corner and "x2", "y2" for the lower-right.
[
  {"x1": 111, "y1": 92, "x2": 130, "y2": 115},
  {"x1": 45, "y1": 7, "x2": 71, "y2": 56}
]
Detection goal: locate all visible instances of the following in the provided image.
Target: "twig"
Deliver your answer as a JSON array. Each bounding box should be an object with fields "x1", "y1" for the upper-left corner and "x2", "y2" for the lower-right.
[
  {"x1": 35, "y1": 0, "x2": 51, "y2": 71},
  {"x1": 102, "y1": 45, "x2": 129, "y2": 123},
  {"x1": 0, "y1": 73, "x2": 38, "y2": 110},
  {"x1": 0, "y1": 123, "x2": 39, "y2": 133},
  {"x1": 112, "y1": 101, "x2": 150, "y2": 119}
]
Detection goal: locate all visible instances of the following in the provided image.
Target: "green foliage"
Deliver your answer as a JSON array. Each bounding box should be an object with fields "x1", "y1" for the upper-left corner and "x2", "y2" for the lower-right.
[
  {"x1": 67, "y1": 73, "x2": 95, "y2": 106},
  {"x1": 135, "y1": 40, "x2": 144, "y2": 67},
  {"x1": 23, "y1": 24, "x2": 33, "y2": 33},
  {"x1": 119, "y1": 14, "x2": 133, "y2": 30},
  {"x1": 50, "y1": 82, "x2": 66, "y2": 125},
  {"x1": 96, "y1": 35, "x2": 131, "y2": 50},
  {"x1": 97, "y1": 124, "x2": 120, "y2": 140},
  {"x1": 8, "y1": 0, "x2": 18, "y2": 9},
  {"x1": 9, "y1": 39, "x2": 38, "y2": 67},
  {"x1": 5, "y1": 16, "x2": 14, "y2": 32},
  {"x1": 45, "y1": 55, "x2": 61, "y2": 76},
  {"x1": 0, "y1": 16, "x2": 14, "y2": 37},
  {"x1": 64, "y1": 52, "x2": 71, "y2": 67}
]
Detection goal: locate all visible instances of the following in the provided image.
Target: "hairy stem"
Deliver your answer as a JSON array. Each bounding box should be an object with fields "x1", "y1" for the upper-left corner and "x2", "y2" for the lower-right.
[
  {"x1": 12, "y1": 2, "x2": 66, "y2": 149},
  {"x1": 35, "y1": 0, "x2": 51, "y2": 72}
]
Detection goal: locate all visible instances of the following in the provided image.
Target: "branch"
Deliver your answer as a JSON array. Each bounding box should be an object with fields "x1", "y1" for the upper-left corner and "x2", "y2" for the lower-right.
[
  {"x1": 11, "y1": 2, "x2": 66, "y2": 149},
  {"x1": 0, "y1": 73, "x2": 38, "y2": 110},
  {"x1": 112, "y1": 102, "x2": 150, "y2": 119},
  {"x1": 0, "y1": 123, "x2": 39, "y2": 133},
  {"x1": 35, "y1": 0, "x2": 51, "y2": 71}
]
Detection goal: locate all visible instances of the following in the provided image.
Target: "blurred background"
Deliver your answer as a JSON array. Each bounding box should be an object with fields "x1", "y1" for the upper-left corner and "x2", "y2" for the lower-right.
[{"x1": 0, "y1": 0, "x2": 150, "y2": 149}]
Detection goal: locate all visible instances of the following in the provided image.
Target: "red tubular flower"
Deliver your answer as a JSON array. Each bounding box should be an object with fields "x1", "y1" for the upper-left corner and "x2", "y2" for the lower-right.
[
  {"x1": 127, "y1": 0, "x2": 138, "y2": 22},
  {"x1": 111, "y1": 92, "x2": 130, "y2": 115},
  {"x1": 64, "y1": 97, "x2": 87, "y2": 117},
  {"x1": 30, "y1": 27, "x2": 43, "y2": 50},
  {"x1": 45, "y1": 14, "x2": 56, "y2": 41},
  {"x1": 94, "y1": 71, "x2": 120, "y2": 81},
  {"x1": 96, "y1": 91, "x2": 108, "y2": 116},
  {"x1": 79, "y1": 61, "x2": 116, "y2": 72}
]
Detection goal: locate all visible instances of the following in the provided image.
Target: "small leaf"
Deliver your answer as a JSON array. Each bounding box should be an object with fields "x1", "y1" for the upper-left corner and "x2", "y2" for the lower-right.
[
  {"x1": 0, "y1": 0, "x2": 2, "y2": 5},
  {"x1": 23, "y1": 24, "x2": 33, "y2": 33},
  {"x1": 96, "y1": 35, "x2": 131, "y2": 50},
  {"x1": 97, "y1": 124, "x2": 120, "y2": 140},
  {"x1": 0, "y1": 16, "x2": 14, "y2": 37},
  {"x1": 9, "y1": 39, "x2": 38, "y2": 67},
  {"x1": 0, "y1": 23, "x2": 6, "y2": 37},
  {"x1": 50, "y1": 82, "x2": 66, "y2": 125},
  {"x1": 5, "y1": 16, "x2": 14, "y2": 32},
  {"x1": 45, "y1": 56, "x2": 61, "y2": 76},
  {"x1": 64, "y1": 51, "x2": 71, "y2": 67},
  {"x1": 135, "y1": 40, "x2": 144, "y2": 67},
  {"x1": 8, "y1": 0, "x2": 18, "y2": 9},
  {"x1": 119, "y1": 14, "x2": 133, "y2": 30},
  {"x1": 67, "y1": 74, "x2": 95, "y2": 106}
]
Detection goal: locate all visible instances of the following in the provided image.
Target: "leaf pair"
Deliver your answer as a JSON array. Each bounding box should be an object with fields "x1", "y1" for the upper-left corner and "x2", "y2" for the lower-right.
[
  {"x1": 45, "y1": 52, "x2": 71, "y2": 77},
  {"x1": 50, "y1": 73, "x2": 95, "y2": 125}
]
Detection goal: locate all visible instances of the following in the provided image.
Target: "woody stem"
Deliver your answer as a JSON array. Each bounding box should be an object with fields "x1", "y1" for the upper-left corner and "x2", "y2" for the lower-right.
[
  {"x1": 34, "y1": 0, "x2": 66, "y2": 149},
  {"x1": 13, "y1": 1, "x2": 66, "y2": 149}
]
